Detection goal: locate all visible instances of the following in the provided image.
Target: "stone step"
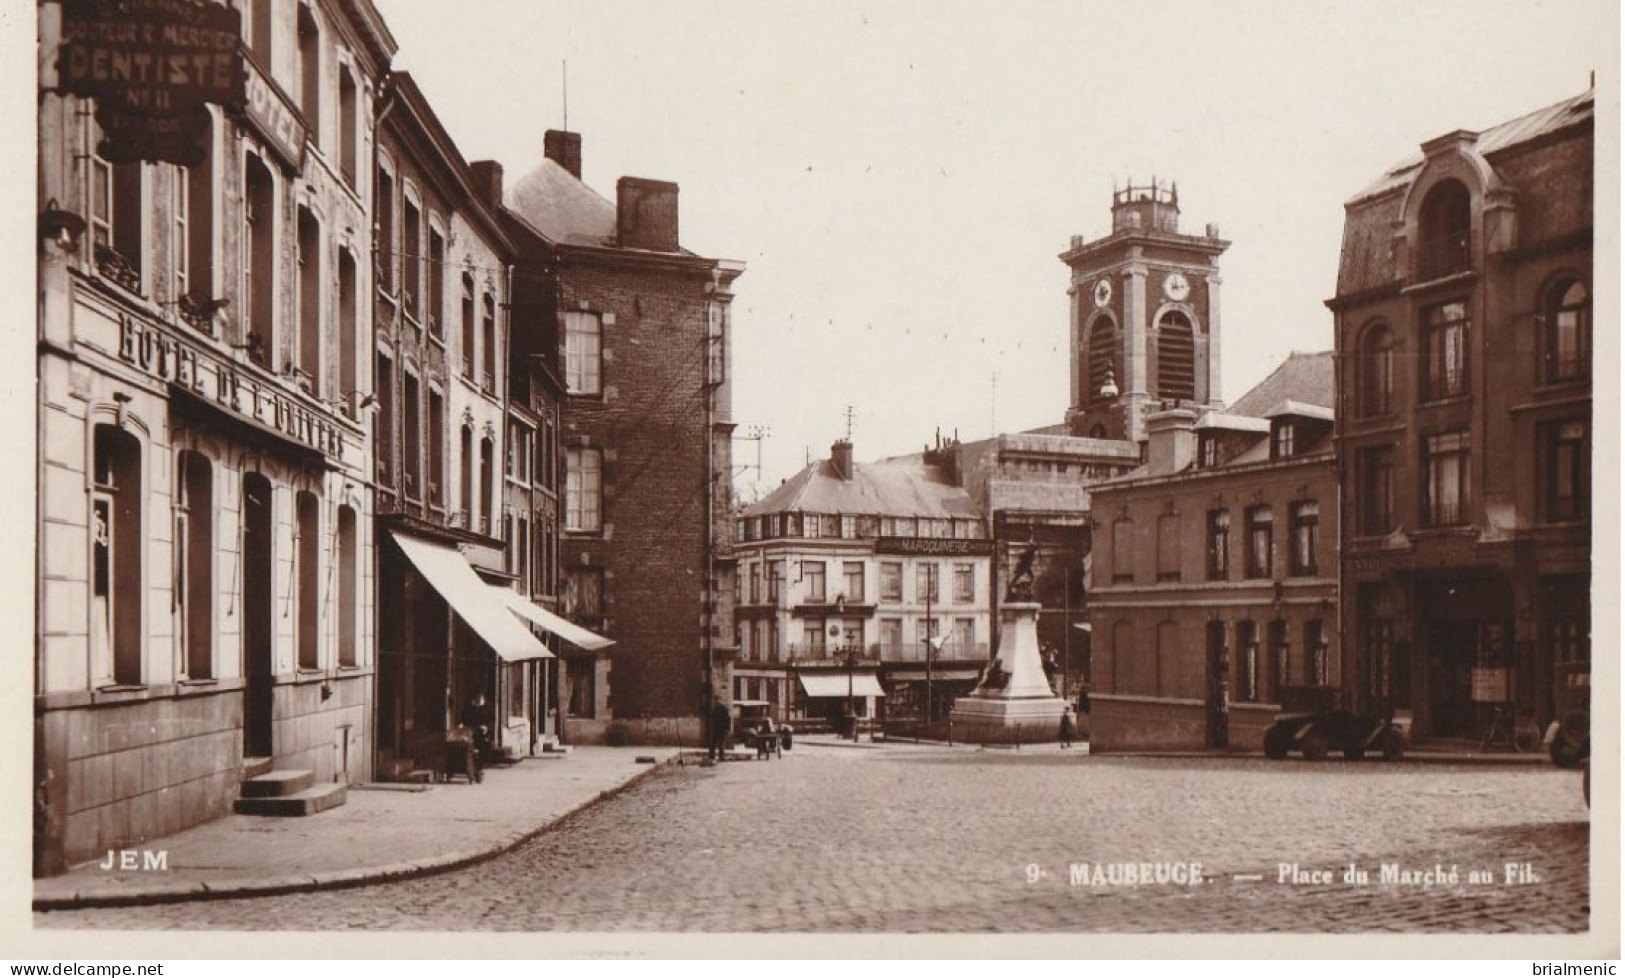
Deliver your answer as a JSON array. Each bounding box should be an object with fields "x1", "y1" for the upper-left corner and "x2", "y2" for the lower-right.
[
  {"x1": 233, "y1": 782, "x2": 348, "y2": 817},
  {"x1": 242, "y1": 756, "x2": 274, "y2": 780},
  {"x1": 239, "y1": 769, "x2": 315, "y2": 798}
]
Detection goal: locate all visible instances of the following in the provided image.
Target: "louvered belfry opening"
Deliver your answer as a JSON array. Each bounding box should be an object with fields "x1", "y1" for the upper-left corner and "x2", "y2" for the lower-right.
[{"x1": 1157, "y1": 310, "x2": 1195, "y2": 403}]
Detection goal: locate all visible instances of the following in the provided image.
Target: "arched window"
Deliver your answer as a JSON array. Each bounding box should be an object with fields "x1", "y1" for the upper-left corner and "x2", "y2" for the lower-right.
[
  {"x1": 1540, "y1": 277, "x2": 1589, "y2": 384},
  {"x1": 1417, "y1": 179, "x2": 1471, "y2": 279},
  {"x1": 480, "y1": 436, "x2": 495, "y2": 536},
  {"x1": 177, "y1": 451, "x2": 213, "y2": 679},
  {"x1": 1155, "y1": 310, "x2": 1195, "y2": 403},
  {"x1": 93, "y1": 425, "x2": 143, "y2": 684},
  {"x1": 459, "y1": 424, "x2": 474, "y2": 528},
  {"x1": 1087, "y1": 316, "x2": 1119, "y2": 407},
  {"x1": 1357, "y1": 323, "x2": 1394, "y2": 417}
]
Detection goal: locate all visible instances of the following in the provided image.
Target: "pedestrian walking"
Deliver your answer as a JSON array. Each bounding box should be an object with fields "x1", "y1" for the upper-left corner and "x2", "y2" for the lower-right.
[{"x1": 707, "y1": 698, "x2": 732, "y2": 761}]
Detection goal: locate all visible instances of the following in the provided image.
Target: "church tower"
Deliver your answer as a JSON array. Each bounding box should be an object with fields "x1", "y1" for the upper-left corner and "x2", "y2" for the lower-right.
[{"x1": 1061, "y1": 181, "x2": 1230, "y2": 442}]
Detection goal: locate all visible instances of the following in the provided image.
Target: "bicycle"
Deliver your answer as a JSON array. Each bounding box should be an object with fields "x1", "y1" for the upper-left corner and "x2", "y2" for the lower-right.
[{"x1": 1479, "y1": 704, "x2": 1540, "y2": 753}]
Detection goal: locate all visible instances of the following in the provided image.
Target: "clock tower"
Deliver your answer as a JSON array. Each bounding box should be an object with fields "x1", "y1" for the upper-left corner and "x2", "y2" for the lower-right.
[{"x1": 1061, "y1": 181, "x2": 1230, "y2": 442}]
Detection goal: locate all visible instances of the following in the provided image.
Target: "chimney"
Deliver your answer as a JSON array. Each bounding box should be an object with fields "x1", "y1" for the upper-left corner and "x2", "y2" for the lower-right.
[
  {"x1": 544, "y1": 130, "x2": 582, "y2": 180},
  {"x1": 616, "y1": 176, "x2": 680, "y2": 252},
  {"x1": 469, "y1": 160, "x2": 504, "y2": 210},
  {"x1": 830, "y1": 440, "x2": 854, "y2": 481},
  {"x1": 1144, "y1": 408, "x2": 1197, "y2": 477}
]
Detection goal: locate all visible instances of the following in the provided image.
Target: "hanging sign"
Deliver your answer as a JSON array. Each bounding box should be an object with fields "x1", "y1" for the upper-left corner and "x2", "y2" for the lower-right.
[{"x1": 57, "y1": 0, "x2": 245, "y2": 166}]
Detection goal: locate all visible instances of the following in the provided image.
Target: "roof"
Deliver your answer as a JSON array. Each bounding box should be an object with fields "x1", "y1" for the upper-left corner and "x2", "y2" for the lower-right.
[
  {"x1": 1262, "y1": 399, "x2": 1334, "y2": 422},
  {"x1": 743, "y1": 453, "x2": 978, "y2": 520},
  {"x1": 506, "y1": 158, "x2": 618, "y2": 247},
  {"x1": 1226, "y1": 351, "x2": 1334, "y2": 418},
  {"x1": 1350, "y1": 89, "x2": 1595, "y2": 203}
]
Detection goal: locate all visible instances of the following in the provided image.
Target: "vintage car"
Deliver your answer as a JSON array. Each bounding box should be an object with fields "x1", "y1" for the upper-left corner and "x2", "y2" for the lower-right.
[
  {"x1": 1545, "y1": 661, "x2": 1590, "y2": 805},
  {"x1": 731, "y1": 700, "x2": 782, "y2": 758},
  {"x1": 1263, "y1": 686, "x2": 1407, "y2": 761}
]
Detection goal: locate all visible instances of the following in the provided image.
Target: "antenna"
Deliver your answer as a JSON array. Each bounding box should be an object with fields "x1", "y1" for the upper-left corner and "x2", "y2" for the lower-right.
[
  {"x1": 990, "y1": 370, "x2": 998, "y2": 435},
  {"x1": 562, "y1": 61, "x2": 569, "y2": 131},
  {"x1": 843, "y1": 405, "x2": 855, "y2": 442}
]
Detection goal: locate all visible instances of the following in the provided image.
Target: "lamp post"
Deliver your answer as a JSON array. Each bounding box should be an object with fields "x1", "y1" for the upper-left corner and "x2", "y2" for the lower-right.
[{"x1": 923, "y1": 568, "x2": 934, "y2": 722}]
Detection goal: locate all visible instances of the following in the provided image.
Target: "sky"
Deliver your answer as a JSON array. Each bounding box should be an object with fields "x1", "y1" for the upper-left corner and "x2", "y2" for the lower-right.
[{"x1": 372, "y1": 0, "x2": 1614, "y2": 500}]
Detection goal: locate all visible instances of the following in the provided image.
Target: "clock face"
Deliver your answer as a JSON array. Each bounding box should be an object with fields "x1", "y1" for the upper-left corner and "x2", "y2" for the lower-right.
[
  {"x1": 1164, "y1": 272, "x2": 1191, "y2": 301},
  {"x1": 1093, "y1": 279, "x2": 1113, "y2": 307}
]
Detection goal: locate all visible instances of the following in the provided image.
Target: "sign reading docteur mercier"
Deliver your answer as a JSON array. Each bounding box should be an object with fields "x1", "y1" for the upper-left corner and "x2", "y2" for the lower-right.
[
  {"x1": 58, "y1": 0, "x2": 245, "y2": 166},
  {"x1": 875, "y1": 537, "x2": 994, "y2": 557},
  {"x1": 118, "y1": 317, "x2": 349, "y2": 462}
]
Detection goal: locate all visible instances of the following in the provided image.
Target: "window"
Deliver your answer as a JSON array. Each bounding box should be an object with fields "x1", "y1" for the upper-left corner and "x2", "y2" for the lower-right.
[
  {"x1": 707, "y1": 302, "x2": 727, "y2": 386},
  {"x1": 427, "y1": 228, "x2": 445, "y2": 337},
  {"x1": 1272, "y1": 421, "x2": 1295, "y2": 459},
  {"x1": 879, "y1": 562, "x2": 902, "y2": 602},
  {"x1": 880, "y1": 618, "x2": 903, "y2": 657},
  {"x1": 248, "y1": 0, "x2": 273, "y2": 69},
  {"x1": 172, "y1": 167, "x2": 189, "y2": 305},
  {"x1": 1237, "y1": 620, "x2": 1259, "y2": 703},
  {"x1": 1245, "y1": 506, "x2": 1273, "y2": 579},
  {"x1": 1422, "y1": 300, "x2": 1469, "y2": 400},
  {"x1": 916, "y1": 563, "x2": 939, "y2": 603},
  {"x1": 748, "y1": 563, "x2": 761, "y2": 603},
  {"x1": 337, "y1": 505, "x2": 357, "y2": 667},
  {"x1": 1289, "y1": 501, "x2": 1319, "y2": 576},
  {"x1": 1540, "y1": 420, "x2": 1588, "y2": 522},
  {"x1": 768, "y1": 561, "x2": 784, "y2": 603},
  {"x1": 402, "y1": 197, "x2": 421, "y2": 317},
  {"x1": 802, "y1": 622, "x2": 825, "y2": 656},
  {"x1": 1111, "y1": 517, "x2": 1134, "y2": 583},
  {"x1": 1349, "y1": 445, "x2": 1393, "y2": 536},
  {"x1": 337, "y1": 249, "x2": 357, "y2": 415},
  {"x1": 841, "y1": 515, "x2": 856, "y2": 539},
  {"x1": 952, "y1": 619, "x2": 975, "y2": 656},
  {"x1": 243, "y1": 154, "x2": 275, "y2": 363},
  {"x1": 1156, "y1": 513, "x2": 1180, "y2": 582},
  {"x1": 1540, "y1": 278, "x2": 1590, "y2": 384},
  {"x1": 1267, "y1": 620, "x2": 1289, "y2": 703},
  {"x1": 1305, "y1": 620, "x2": 1328, "y2": 686},
  {"x1": 458, "y1": 425, "x2": 473, "y2": 527},
  {"x1": 1198, "y1": 434, "x2": 1219, "y2": 468},
  {"x1": 564, "y1": 311, "x2": 601, "y2": 394},
  {"x1": 297, "y1": 207, "x2": 322, "y2": 395},
  {"x1": 567, "y1": 659, "x2": 595, "y2": 718},
  {"x1": 298, "y1": 4, "x2": 320, "y2": 140},
  {"x1": 427, "y1": 389, "x2": 445, "y2": 507},
  {"x1": 402, "y1": 373, "x2": 420, "y2": 498},
  {"x1": 565, "y1": 447, "x2": 602, "y2": 532},
  {"x1": 295, "y1": 492, "x2": 320, "y2": 670},
  {"x1": 1417, "y1": 179, "x2": 1471, "y2": 280},
  {"x1": 480, "y1": 437, "x2": 496, "y2": 535},
  {"x1": 374, "y1": 352, "x2": 394, "y2": 486},
  {"x1": 1358, "y1": 323, "x2": 1394, "y2": 417},
  {"x1": 1155, "y1": 310, "x2": 1195, "y2": 403},
  {"x1": 482, "y1": 294, "x2": 497, "y2": 391},
  {"x1": 337, "y1": 65, "x2": 357, "y2": 185},
  {"x1": 843, "y1": 562, "x2": 864, "y2": 603},
  {"x1": 1206, "y1": 509, "x2": 1230, "y2": 581},
  {"x1": 1422, "y1": 431, "x2": 1470, "y2": 527},
  {"x1": 953, "y1": 563, "x2": 974, "y2": 603},
  {"x1": 375, "y1": 167, "x2": 395, "y2": 291},
  {"x1": 460, "y1": 273, "x2": 475, "y2": 377},
  {"x1": 802, "y1": 561, "x2": 826, "y2": 603},
  {"x1": 564, "y1": 567, "x2": 604, "y2": 619},
  {"x1": 1088, "y1": 316, "x2": 1119, "y2": 408},
  {"x1": 177, "y1": 451, "x2": 213, "y2": 680}
]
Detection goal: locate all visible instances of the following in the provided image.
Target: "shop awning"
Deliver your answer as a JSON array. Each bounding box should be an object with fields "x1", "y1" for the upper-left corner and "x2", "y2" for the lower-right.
[
  {"x1": 799, "y1": 673, "x2": 886, "y2": 698},
  {"x1": 488, "y1": 585, "x2": 615, "y2": 652},
  {"x1": 389, "y1": 532, "x2": 551, "y2": 662}
]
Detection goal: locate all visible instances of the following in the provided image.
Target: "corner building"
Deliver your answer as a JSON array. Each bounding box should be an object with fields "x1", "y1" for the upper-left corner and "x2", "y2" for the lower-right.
[
  {"x1": 35, "y1": 0, "x2": 394, "y2": 873},
  {"x1": 1330, "y1": 90, "x2": 1593, "y2": 741}
]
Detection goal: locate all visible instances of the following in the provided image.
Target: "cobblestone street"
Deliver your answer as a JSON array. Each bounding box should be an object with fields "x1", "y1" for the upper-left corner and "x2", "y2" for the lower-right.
[{"x1": 37, "y1": 748, "x2": 1590, "y2": 933}]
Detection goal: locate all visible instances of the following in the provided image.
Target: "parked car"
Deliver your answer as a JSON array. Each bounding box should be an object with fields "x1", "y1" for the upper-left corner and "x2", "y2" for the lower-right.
[
  {"x1": 1263, "y1": 686, "x2": 1407, "y2": 761},
  {"x1": 1544, "y1": 661, "x2": 1590, "y2": 805}
]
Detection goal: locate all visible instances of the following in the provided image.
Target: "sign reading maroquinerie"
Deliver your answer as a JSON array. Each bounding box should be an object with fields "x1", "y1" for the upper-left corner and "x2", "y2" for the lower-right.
[
  {"x1": 874, "y1": 537, "x2": 993, "y2": 557},
  {"x1": 118, "y1": 317, "x2": 349, "y2": 461}
]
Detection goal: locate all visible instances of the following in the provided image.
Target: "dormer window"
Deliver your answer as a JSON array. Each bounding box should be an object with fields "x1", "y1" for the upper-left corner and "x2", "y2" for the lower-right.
[
  {"x1": 1198, "y1": 433, "x2": 1218, "y2": 468},
  {"x1": 1417, "y1": 179, "x2": 1472, "y2": 280},
  {"x1": 1272, "y1": 421, "x2": 1295, "y2": 459}
]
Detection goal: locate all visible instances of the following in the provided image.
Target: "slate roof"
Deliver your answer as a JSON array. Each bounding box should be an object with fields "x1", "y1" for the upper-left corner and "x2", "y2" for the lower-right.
[
  {"x1": 1350, "y1": 89, "x2": 1595, "y2": 203},
  {"x1": 1226, "y1": 351, "x2": 1334, "y2": 417},
  {"x1": 743, "y1": 454, "x2": 978, "y2": 519},
  {"x1": 505, "y1": 158, "x2": 617, "y2": 247}
]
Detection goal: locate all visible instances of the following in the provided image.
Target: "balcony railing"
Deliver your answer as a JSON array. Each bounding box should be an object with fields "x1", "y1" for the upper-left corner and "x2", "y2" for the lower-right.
[{"x1": 1417, "y1": 230, "x2": 1472, "y2": 281}]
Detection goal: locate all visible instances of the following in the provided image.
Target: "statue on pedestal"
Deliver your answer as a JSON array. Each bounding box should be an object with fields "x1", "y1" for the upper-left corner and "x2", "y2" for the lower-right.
[{"x1": 1007, "y1": 537, "x2": 1038, "y2": 603}]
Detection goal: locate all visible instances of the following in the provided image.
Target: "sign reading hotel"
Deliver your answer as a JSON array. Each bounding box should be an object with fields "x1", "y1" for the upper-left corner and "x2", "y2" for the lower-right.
[
  {"x1": 118, "y1": 316, "x2": 351, "y2": 463},
  {"x1": 238, "y1": 52, "x2": 308, "y2": 171},
  {"x1": 875, "y1": 537, "x2": 994, "y2": 557},
  {"x1": 58, "y1": 0, "x2": 245, "y2": 166}
]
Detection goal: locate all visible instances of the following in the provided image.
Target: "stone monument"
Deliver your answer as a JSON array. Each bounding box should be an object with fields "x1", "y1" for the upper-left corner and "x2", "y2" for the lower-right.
[{"x1": 950, "y1": 539, "x2": 1071, "y2": 744}]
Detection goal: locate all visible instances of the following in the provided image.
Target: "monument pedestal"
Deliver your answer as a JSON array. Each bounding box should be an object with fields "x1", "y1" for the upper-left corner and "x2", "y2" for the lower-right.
[{"x1": 950, "y1": 602, "x2": 1069, "y2": 744}]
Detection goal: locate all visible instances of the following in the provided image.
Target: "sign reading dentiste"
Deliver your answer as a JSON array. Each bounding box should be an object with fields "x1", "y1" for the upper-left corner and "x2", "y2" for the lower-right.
[{"x1": 58, "y1": 0, "x2": 246, "y2": 166}]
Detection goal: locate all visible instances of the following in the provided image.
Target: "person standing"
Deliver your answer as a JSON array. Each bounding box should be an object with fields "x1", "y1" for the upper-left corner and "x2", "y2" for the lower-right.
[
  {"x1": 1059, "y1": 706, "x2": 1075, "y2": 748},
  {"x1": 707, "y1": 697, "x2": 732, "y2": 761}
]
